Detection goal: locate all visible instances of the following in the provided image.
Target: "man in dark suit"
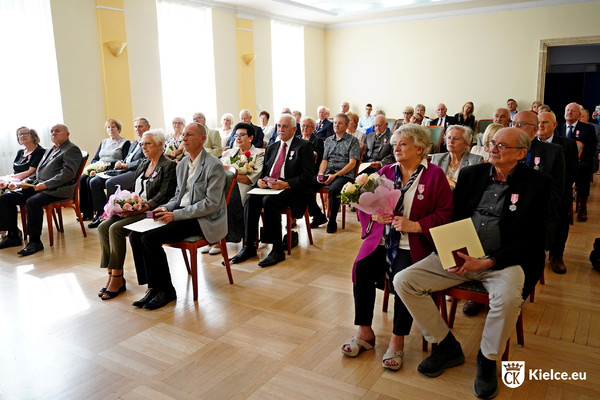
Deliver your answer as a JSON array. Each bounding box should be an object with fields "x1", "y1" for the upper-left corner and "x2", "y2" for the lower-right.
[
  {"x1": 0, "y1": 124, "x2": 83, "y2": 256},
  {"x1": 229, "y1": 113, "x2": 314, "y2": 268},
  {"x1": 429, "y1": 103, "x2": 456, "y2": 152},
  {"x1": 554, "y1": 102, "x2": 597, "y2": 222},
  {"x1": 396, "y1": 128, "x2": 551, "y2": 399},
  {"x1": 428, "y1": 103, "x2": 456, "y2": 129},
  {"x1": 314, "y1": 105, "x2": 334, "y2": 141},
  {"x1": 225, "y1": 109, "x2": 264, "y2": 149},
  {"x1": 537, "y1": 111, "x2": 579, "y2": 274},
  {"x1": 361, "y1": 114, "x2": 395, "y2": 175}
]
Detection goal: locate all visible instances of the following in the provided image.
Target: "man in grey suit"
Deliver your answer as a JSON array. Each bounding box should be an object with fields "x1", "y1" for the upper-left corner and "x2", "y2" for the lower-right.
[
  {"x1": 129, "y1": 122, "x2": 227, "y2": 310},
  {"x1": 0, "y1": 124, "x2": 83, "y2": 256}
]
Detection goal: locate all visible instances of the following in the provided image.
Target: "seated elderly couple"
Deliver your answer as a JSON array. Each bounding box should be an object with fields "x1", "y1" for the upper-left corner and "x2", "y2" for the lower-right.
[
  {"x1": 343, "y1": 124, "x2": 550, "y2": 399},
  {"x1": 97, "y1": 114, "x2": 310, "y2": 309}
]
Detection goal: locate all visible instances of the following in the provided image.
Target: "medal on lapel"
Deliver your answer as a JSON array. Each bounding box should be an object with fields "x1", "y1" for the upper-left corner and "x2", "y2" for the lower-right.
[
  {"x1": 288, "y1": 150, "x2": 295, "y2": 160},
  {"x1": 417, "y1": 184, "x2": 425, "y2": 200},
  {"x1": 509, "y1": 193, "x2": 519, "y2": 211},
  {"x1": 534, "y1": 156, "x2": 540, "y2": 170}
]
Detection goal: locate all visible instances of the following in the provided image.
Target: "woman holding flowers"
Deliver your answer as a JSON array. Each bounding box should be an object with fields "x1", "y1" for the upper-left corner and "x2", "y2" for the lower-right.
[
  {"x1": 202, "y1": 122, "x2": 264, "y2": 254},
  {"x1": 341, "y1": 124, "x2": 453, "y2": 371},
  {"x1": 81, "y1": 118, "x2": 130, "y2": 227},
  {"x1": 96, "y1": 129, "x2": 176, "y2": 300}
]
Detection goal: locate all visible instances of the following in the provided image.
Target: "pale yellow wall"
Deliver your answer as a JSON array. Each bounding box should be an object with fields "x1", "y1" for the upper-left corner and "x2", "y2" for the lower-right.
[
  {"x1": 304, "y1": 25, "x2": 326, "y2": 119},
  {"x1": 212, "y1": 9, "x2": 239, "y2": 125},
  {"x1": 325, "y1": 2, "x2": 600, "y2": 121},
  {"x1": 50, "y1": 0, "x2": 105, "y2": 156},
  {"x1": 254, "y1": 17, "x2": 274, "y2": 118},
  {"x1": 123, "y1": 0, "x2": 164, "y2": 131}
]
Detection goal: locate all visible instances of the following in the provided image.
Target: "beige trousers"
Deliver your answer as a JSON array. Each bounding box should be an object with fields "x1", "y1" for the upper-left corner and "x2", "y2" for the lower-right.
[{"x1": 394, "y1": 253, "x2": 524, "y2": 360}]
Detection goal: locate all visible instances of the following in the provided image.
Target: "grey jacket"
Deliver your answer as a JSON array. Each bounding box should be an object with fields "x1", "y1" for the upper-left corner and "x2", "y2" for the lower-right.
[
  {"x1": 430, "y1": 151, "x2": 483, "y2": 178},
  {"x1": 163, "y1": 150, "x2": 227, "y2": 243},
  {"x1": 27, "y1": 139, "x2": 83, "y2": 199}
]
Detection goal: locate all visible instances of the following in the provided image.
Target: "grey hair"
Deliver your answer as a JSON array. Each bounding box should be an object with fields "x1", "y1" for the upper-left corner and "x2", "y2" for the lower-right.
[
  {"x1": 222, "y1": 113, "x2": 234, "y2": 122},
  {"x1": 446, "y1": 124, "x2": 472, "y2": 144},
  {"x1": 516, "y1": 129, "x2": 531, "y2": 151},
  {"x1": 172, "y1": 116, "x2": 186, "y2": 125},
  {"x1": 193, "y1": 112, "x2": 205, "y2": 119},
  {"x1": 300, "y1": 116, "x2": 316, "y2": 129},
  {"x1": 278, "y1": 113, "x2": 296, "y2": 127},
  {"x1": 393, "y1": 123, "x2": 432, "y2": 160},
  {"x1": 134, "y1": 117, "x2": 150, "y2": 125},
  {"x1": 143, "y1": 128, "x2": 166, "y2": 147},
  {"x1": 335, "y1": 113, "x2": 349, "y2": 125}
]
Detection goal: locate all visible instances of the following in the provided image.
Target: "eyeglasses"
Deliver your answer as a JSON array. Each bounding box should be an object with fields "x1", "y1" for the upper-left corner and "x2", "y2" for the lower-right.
[
  {"x1": 512, "y1": 121, "x2": 536, "y2": 128},
  {"x1": 17, "y1": 132, "x2": 30, "y2": 137},
  {"x1": 484, "y1": 141, "x2": 525, "y2": 151},
  {"x1": 234, "y1": 133, "x2": 248, "y2": 138}
]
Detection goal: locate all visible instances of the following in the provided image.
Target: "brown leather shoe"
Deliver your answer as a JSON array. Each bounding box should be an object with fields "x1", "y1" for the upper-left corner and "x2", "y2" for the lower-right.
[{"x1": 550, "y1": 256, "x2": 567, "y2": 274}]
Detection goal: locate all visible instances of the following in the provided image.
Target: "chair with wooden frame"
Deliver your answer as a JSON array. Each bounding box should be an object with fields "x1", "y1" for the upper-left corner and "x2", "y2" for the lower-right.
[
  {"x1": 279, "y1": 207, "x2": 313, "y2": 255},
  {"x1": 20, "y1": 151, "x2": 89, "y2": 246},
  {"x1": 318, "y1": 143, "x2": 366, "y2": 229},
  {"x1": 164, "y1": 165, "x2": 237, "y2": 301},
  {"x1": 476, "y1": 119, "x2": 494, "y2": 135},
  {"x1": 427, "y1": 126, "x2": 445, "y2": 153},
  {"x1": 437, "y1": 281, "x2": 524, "y2": 361}
]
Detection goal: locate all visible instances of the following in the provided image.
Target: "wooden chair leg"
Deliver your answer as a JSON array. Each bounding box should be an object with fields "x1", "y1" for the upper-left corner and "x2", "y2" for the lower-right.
[
  {"x1": 342, "y1": 204, "x2": 346, "y2": 229},
  {"x1": 56, "y1": 208, "x2": 64, "y2": 232},
  {"x1": 516, "y1": 311, "x2": 524, "y2": 347},
  {"x1": 189, "y1": 247, "x2": 198, "y2": 301},
  {"x1": 74, "y1": 205, "x2": 87, "y2": 237},
  {"x1": 539, "y1": 270, "x2": 545, "y2": 285},
  {"x1": 448, "y1": 298, "x2": 458, "y2": 328},
  {"x1": 180, "y1": 248, "x2": 191, "y2": 274},
  {"x1": 319, "y1": 192, "x2": 327, "y2": 216},
  {"x1": 529, "y1": 287, "x2": 535, "y2": 303},
  {"x1": 303, "y1": 209, "x2": 313, "y2": 245},
  {"x1": 45, "y1": 207, "x2": 54, "y2": 246},
  {"x1": 219, "y1": 238, "x2": 234, "y2": 284},
  {"x1": 20, "y1": 205, "x2": 28, "y2": 240}
]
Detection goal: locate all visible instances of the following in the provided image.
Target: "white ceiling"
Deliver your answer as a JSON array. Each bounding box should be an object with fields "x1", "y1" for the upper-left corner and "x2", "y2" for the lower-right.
[{"x1": 204, "y1": 0, "x2": 590, "y2": 27}]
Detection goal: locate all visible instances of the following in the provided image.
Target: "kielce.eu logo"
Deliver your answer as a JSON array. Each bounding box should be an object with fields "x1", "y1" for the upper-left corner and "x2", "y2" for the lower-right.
[{"x1": 502, "y1": 361, "x2": 525, "y2": 388}]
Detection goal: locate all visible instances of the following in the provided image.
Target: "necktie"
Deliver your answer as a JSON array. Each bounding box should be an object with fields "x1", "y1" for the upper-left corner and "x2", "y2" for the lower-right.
[
  {"x1": 567, "y1": 125, "x2": 573, "y2": 138},
  {"x1": 317, "y1": 121, "x2": 322, "y2": 130},
  {"x1": 270, "y1": 142, "x2": 287, "y2": 180}
]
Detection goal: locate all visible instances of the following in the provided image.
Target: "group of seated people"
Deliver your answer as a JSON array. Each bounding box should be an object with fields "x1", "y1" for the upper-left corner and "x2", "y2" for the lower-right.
[{"x1": 0, "y1": 98, "x2": 597, "y2": 399}]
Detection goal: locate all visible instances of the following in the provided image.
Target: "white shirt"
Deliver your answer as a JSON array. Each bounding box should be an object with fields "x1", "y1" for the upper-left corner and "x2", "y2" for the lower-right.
[
  {"x1": 268, "y1": 137, "x2": 294, "y2": 179},
  {"x1": 180, "y1": 150, "x2": 202, "y2": 207}
]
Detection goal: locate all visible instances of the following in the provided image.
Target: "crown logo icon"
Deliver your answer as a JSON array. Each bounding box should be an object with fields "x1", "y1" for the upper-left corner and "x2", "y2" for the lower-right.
[{"x1": 504, "y1": 362, "x2": 522, "y2": 371}]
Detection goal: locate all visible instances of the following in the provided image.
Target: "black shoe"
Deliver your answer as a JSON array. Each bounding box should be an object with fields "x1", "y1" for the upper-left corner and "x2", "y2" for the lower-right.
[
  {"x1": 88, "y1": 217, "x2": 103, "y2": 229},
  {"x1": 326, "y1": 222, "x2": 338, "y2": 234},
  {"x1": 310, "y1": 213, "x2": 328, "y2": 228},
  {"x1": 228, "y1": 246, "x2": 257, "y2": 264},
  {"x1": 132, "y1": 288, "x2": 158, "y2": 308},
  {"x1": 282, "y1": 231, "x2": 299, "y2": 249},
  {"x1": 550, "y1": 255, "x2": 567, "y2": 274},
  {"x1": 144, "y1": 289, "x2": 177, "y2": 310},
  {"x1": 463, "y1": 300, "x2": 484, "y2": 316},
  {"x1": 79, "y1": 214, "x2": 93, "y2": 222},
  {"x1": 418, "y1": 332, "x2": 464, "y2": 377},
  {"x1": 0, "y1": 235, "x2": 23, "y2": 249},
  {"x1": 101, "y1": 276, "x2": 126, "y2": 300},
  {"x1": 473, "y1": 350, "x2": 499, "y2": 399},
  {"x1": 17, "y1": 241, "x2": 44, "y2": 256},
  {"x1": 258, "y1": 249, "x2": 285, "y2": 267}
]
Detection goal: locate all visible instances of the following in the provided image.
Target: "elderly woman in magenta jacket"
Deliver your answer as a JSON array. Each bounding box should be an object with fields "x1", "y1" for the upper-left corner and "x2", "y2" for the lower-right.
[{"x1": 341, "y1": 124, "x2": 454, "y2": 371}]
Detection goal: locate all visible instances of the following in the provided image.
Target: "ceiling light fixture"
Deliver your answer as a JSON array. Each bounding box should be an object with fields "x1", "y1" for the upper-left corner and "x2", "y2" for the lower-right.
[{"x1": 271, "y1": 0, "x2": 338, "y2": 15}]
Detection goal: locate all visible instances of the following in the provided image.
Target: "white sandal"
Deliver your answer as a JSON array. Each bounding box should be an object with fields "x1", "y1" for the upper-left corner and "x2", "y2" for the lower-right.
[
  {"x1": 382, "y1": 348, "x2": 404, "y2": 370},
  {"x1": 341, "y1": 336, "x2": 375, "y2": 357}
]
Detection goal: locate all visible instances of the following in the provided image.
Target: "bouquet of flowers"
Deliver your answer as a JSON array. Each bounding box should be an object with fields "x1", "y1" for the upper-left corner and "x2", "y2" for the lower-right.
[
  {"x1": 103, "y1": 186, "x2": 146, "y2": 217},
  {"x1": 0, "y1": 177, "x2": 20, "y2": 195},
  {"x1": 228, "y1": 150, "x2": 255, "y2": 175},
  {"x1": 340, "y1": 173, "x2": 401, "y2": 216},
  {"x1": 83, "y1": 161, "x2": 109, "y2": 177}
]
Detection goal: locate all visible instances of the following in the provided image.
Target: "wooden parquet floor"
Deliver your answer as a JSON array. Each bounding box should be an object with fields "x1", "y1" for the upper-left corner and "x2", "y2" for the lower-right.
[{"x1": 1, "y1": 178, "x2": 600, "y2": 399}]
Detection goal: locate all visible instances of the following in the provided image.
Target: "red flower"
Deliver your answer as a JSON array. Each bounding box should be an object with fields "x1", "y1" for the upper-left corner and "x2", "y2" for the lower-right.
[{"x1": 244, "y1": 151, "x2": 252, "y2": 158}]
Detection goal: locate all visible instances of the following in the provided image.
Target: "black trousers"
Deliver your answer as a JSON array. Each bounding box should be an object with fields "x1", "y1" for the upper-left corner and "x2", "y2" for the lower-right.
[
  {"x1": 575, "y1": 162, "x2": 593, "y2": 198},
  {"x1": 129, "y1": 218, "x2": 202, "y2": 289},
  {"x1": 311, "y1": 176, "x2": 352, "y2": 223},
  {"x1": 354, "y1": 246, "x2": 414, "y2": 336},
  {"x1": 550, "y1": 201, "x2": 571, "y2": 258},
  {"x1": 244, "y1": 191, "x2": 293, "y2": 250},
  {"x1": 0, "y1": 189, "x2": 63, "y2": 239}
]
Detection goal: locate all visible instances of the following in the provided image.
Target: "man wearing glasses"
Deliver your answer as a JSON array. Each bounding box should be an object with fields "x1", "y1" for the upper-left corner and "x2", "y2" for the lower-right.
[{"x1": 395, "y1": 128, "x2": 551, "y2": 399}]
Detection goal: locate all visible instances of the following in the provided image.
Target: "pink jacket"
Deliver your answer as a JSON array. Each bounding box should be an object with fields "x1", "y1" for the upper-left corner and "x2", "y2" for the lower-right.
[{"x1": 353, "y1": 162, "x2": 453, "y2": 283}]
